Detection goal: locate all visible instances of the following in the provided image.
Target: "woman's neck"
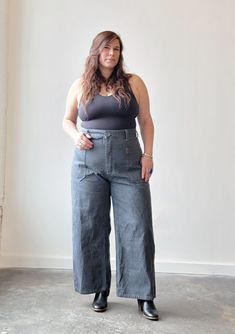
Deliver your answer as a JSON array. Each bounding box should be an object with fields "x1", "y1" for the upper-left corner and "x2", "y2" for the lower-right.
[{"x1": 99, "y1": 67, "x2": 113, "y2": 80}]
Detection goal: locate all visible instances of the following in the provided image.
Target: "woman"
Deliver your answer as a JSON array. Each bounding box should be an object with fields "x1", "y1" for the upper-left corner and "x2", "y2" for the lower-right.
[{"x1": 62, "y1": 31, "x2": 159, "y2": 321}]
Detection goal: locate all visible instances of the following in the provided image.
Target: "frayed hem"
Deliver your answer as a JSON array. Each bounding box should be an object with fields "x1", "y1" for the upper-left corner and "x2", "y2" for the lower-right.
[
  {"x1": 117, "y1": 292, "x2": 156, "y2": 300},
  {"x1": 74, "y1": 287, "x2": 110, "y2": 295}
]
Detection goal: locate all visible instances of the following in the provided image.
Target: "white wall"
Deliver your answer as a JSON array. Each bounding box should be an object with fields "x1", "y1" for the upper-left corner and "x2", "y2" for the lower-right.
[
  {"x1": 0, "y1": 0, "x2": 8, "y2": 252},
  {"x1": 1, "y1": 0, "x2": 235, "y2": 275}
]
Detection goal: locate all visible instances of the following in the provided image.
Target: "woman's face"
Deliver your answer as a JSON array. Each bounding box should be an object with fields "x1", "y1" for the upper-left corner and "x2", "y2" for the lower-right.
[{"x1": 98, "y1": 38, "x2": 121, "y2": 70}]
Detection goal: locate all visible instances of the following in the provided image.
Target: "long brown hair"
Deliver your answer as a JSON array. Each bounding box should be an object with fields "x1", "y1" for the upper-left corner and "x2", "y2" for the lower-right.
[{"x1": 80, "y1": 31, "x2": 132, "y2": 110}]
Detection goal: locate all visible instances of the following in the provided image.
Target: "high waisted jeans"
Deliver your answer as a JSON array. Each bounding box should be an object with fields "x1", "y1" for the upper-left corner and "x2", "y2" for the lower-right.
[{"x1": 71, "y1": 127, "x2": 156, "y2": 300}]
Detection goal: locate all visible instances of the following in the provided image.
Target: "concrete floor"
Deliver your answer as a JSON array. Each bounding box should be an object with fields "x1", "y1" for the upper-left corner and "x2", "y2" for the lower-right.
[{"x1": 0, "y1": 269, "x2": 235, "y2": 334}]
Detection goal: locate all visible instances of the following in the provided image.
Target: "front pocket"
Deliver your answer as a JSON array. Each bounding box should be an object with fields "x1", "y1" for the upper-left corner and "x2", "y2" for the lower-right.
[
  {"x1": 74, "y1": 147, "x2": 86, "y2": 166},
  {"x1": 126, "y1": 137, "x2": 142, "y2": 167}
]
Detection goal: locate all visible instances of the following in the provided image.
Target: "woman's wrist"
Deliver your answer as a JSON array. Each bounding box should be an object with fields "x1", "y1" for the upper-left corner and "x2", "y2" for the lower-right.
[{"x1": 142, "y1": 152, "x2": 153, "y2": 159}]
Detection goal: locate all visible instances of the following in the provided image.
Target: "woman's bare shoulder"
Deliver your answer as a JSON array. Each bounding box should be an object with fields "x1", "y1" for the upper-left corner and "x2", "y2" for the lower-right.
[
  {"x1": 127, "y1": 73, "x2": 146, "y2": 104},
  {"x1": 69, "y1": 77, "x2": 82, "y2": 94},
  {"x1": 67, "y1": 77, "x2": 83, "y2": 107},
  {"x1": 128, "y1": 73, "x2": 146, "y2": 89}
]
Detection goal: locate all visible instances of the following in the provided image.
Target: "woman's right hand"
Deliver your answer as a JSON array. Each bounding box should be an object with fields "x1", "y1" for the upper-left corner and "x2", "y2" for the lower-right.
[{"x1": 74, "y1": 132, "x2": 94, "y2": 150}]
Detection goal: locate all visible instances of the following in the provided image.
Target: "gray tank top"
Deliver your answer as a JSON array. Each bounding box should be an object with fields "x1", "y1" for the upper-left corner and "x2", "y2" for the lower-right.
[{"x1": 78, "y1": 88, "x2": 139, "y2": 130}]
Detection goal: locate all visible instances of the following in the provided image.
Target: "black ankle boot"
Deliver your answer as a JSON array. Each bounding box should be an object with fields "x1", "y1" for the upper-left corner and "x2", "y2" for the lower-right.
[
  {"x1": 92, "y1": 291, "x2": 108, "y2": 312},
  {"x1": 137, "y1": 299, "x2": 159, "y2": 320}
]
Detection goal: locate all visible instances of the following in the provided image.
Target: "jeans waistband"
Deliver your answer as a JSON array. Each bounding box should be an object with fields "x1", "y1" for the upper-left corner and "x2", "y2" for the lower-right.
[{"x1": 80, "y1": 127, "x2": 138, "y2": 139}]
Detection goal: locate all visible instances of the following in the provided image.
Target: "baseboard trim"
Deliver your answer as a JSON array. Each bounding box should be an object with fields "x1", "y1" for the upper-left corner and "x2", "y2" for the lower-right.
[
  {"x1": 152, "y1": 260, "x2": 235, "y2": 276},
  {"x1": 0, "y1": 255, "x2": 235, "y2": 276},
  {"x1": 0, "y1": 255, "x2": 73, "y2": 269}
]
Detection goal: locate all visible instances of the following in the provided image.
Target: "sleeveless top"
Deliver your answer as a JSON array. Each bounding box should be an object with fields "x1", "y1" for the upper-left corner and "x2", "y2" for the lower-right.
[{"x1": 77, "y1": 85, "x2": 139, "y2": 130}]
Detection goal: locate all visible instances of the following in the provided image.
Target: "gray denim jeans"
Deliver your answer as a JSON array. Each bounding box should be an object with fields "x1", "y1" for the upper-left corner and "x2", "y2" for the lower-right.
[{"x1": 71, "y1": 127, "x2": 156, "y2": 300}]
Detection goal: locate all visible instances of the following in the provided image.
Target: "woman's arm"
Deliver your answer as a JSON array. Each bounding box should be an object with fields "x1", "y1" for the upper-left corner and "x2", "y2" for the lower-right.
[
  {"x1": 129, "y1": 74, "x2": 154, "y2": 182},
  {"x1": 62, "y1": 79, "x2": 80, "y2": 140},
  {"x1": 62, "y1": 78, "x2": 93, "y2": 150}
]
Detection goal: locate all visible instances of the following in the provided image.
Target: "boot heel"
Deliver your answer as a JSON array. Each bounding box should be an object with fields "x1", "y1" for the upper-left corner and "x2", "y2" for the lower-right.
[{"x1": 137, "y1": 299, "x2": 143, "y2": 312}]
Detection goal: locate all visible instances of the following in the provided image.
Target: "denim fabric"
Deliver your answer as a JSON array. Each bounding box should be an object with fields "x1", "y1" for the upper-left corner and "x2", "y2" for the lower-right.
[{"x1": 71, "y1": 127, "x2": 156, "y2": 300}]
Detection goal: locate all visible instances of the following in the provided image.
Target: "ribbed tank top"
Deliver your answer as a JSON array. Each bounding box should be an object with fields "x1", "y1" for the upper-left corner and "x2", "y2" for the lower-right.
[{"x1": 78, "y1": 88, "x2": 139, "y2": 130}]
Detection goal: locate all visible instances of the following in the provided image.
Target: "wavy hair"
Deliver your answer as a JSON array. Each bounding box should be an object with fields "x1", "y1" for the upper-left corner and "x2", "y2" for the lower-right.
[{"x1": 80, "y1": 31, "x2": 132, "y2": 110}]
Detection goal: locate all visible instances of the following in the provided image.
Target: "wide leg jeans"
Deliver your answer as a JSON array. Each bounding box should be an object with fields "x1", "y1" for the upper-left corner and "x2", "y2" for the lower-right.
[{"x1": 71, "y1": 127, "x2": 156, "y2": 300}]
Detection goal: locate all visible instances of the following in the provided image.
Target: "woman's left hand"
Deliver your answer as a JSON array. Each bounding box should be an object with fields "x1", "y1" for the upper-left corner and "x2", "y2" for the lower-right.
[{"x1": 140, "y1": 156, "x2": 154, "y2": 182}]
